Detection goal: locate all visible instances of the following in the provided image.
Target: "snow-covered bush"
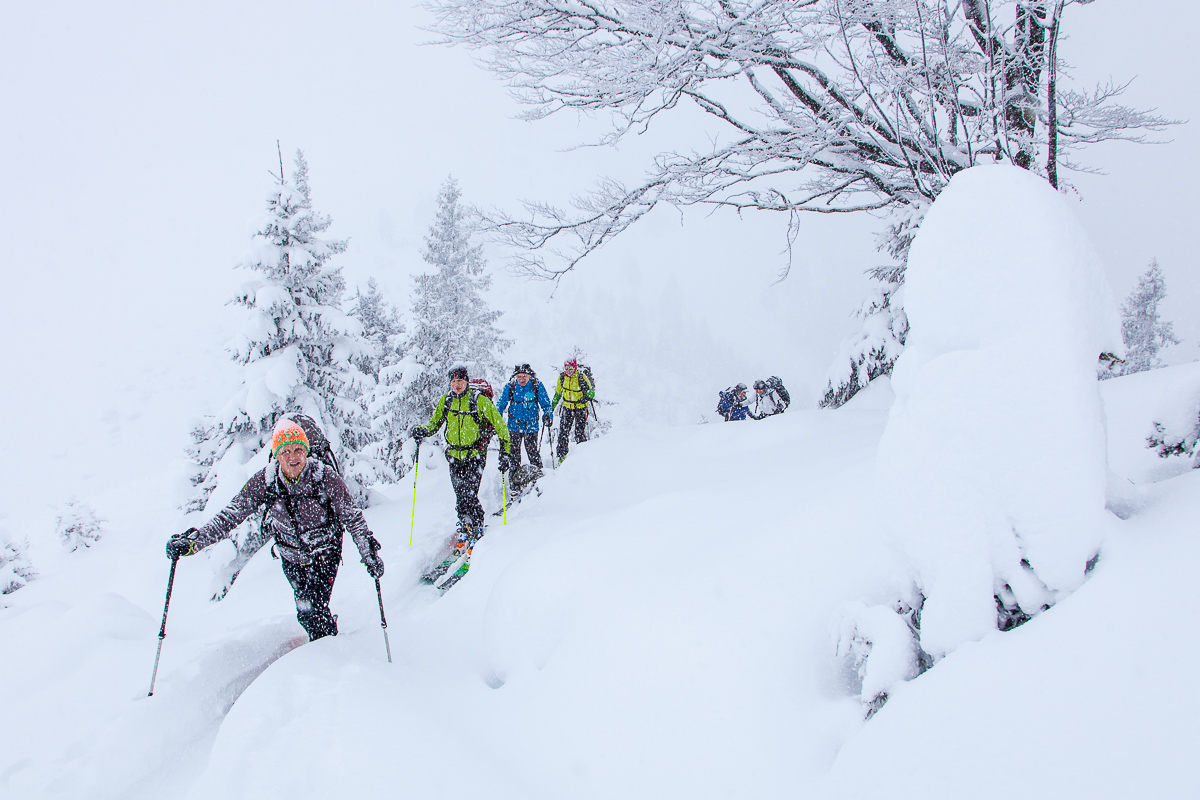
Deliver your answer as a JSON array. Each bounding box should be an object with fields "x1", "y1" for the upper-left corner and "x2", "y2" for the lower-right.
[
  {"x1": 186, "y1": 150, "x2": 375, "y2": 510},
  {"x1": 55, "y1": 498, "x2": 104, "y2": 551},
  {"x1": 1145, "y1": 370, "x2": 1200, "y2": 460},
  {"x1": 1110, "y1": 259, "x2": 1179, "y2": 379},
  {"x1": 0, "y1": 523, "x2": 36, "y2": 595},
  {"x1": 833, "y1": 596, "x2": 929, "y2": 716},
  {"x1": 875, "y1": 165, "x2": 1121, "y2": 664}
]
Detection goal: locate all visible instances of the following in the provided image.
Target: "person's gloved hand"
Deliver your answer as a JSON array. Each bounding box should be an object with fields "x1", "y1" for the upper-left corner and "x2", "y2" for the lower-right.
[
  {"x1": 362, "y1": 536, "x2": 385, "y2": 579},
  {"x1": 543, "y1": 413, "x2": 552, "y2": 427},
  {"x1": 410, "y1": 425, "x2": 427, "y2": 442},
  {"x1": 166, "y1": 529, "x2": 201, "y2": 560},
  {"x1": 498, "y1": 450, "x2": 512, "y2": 474}
]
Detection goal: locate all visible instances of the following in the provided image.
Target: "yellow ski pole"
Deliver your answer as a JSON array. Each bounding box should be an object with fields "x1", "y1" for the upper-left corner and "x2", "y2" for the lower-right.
[
  {"x1": 502, "y1": 471, "x2": 508, "y2": 526},
  {"x1": 408, "y1": 442, "x2": 420, "y2": 546}
]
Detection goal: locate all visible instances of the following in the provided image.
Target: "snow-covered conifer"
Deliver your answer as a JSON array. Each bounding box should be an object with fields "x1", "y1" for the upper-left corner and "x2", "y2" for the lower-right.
[
  {"x1": 350, "y1": 278, "x2": 406, "y2": 382},
  {"x1": 398, "y1": 178, "x2": 511, "y2": 431},
  {"x1": 1112, "y1": 260, "x2": 1179, "y2": 378},
  {"x1": 55, "y1": 499, "x2": 104, "y2": 552},
  {"x1": 186, "y1": 150, "x2": 374, "y2": 511},
  {"x1": 350, "y1": 278, "x2": 413, "y2": 480}
]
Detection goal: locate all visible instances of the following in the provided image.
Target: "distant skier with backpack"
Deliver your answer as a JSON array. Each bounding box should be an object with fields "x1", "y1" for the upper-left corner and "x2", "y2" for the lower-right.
[
  {"x1": 750, "y1": 377, "x2": 791, "y2": 419},
  {"x1": 497, "y1": 363, "x2": 553, "y2": 470},
  {"x1": 411, "y1": 364, "x2": 512, "y2": 537},
  {"x1": 166, "y1": 417, "x2": 384, "y2": 642},
  {"x1": 717, "y1": 383, "x2": 750, "y2": 421},
  {"x1": 552, "y1": 358, "x2": 595, "y2": 462}
]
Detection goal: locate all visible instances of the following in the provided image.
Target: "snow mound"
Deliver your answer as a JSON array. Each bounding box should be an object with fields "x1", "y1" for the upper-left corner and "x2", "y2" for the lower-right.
[{"x1": 878, "y1": 165, "x2": 1121, "y2": 658}]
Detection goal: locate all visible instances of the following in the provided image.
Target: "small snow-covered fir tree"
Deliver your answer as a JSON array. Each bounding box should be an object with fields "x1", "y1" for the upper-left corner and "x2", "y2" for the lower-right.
[
  {"x1": 56, "y1": 499, "x2": 104, "y2": 552},
  {"x1": 0, "y1": 522, "x2": 35, "y2": 595},
  {"x1": 398, "y1": 177, "x2": 511, "y2": 430},
  {"x1": 1111, "y1": 260, "x2": 1179, "y2": 378},
  {"x1": 349, "y1": 278, "x2": 413, "y2": 480},
  {"x1": 186, "y1": 149, "x2": 374, "y2": 512}
]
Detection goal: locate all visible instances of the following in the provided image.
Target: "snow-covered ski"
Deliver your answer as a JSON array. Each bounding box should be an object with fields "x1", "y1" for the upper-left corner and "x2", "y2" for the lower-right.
[
  {"x1": 493, "y1": 482, "x2": 542, "y2": 516},
  {"x1": 493, "y1": 463, "x2": 544, "y2": 516},
  {"x1": 419, "y1": 524, "x2": 482, "y2": 593},
  {"x1": 434, "y1": 557, "x2": 472, "y2": 592}
]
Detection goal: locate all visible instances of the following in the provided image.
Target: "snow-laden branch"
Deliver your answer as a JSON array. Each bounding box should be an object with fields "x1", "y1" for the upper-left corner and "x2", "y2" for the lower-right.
[{"x1": 429, "y1": 0, "x2": 1174, "y2": 278}]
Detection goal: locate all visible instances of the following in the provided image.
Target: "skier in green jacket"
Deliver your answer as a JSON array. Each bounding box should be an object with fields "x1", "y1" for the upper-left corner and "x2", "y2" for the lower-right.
[{"x1": 411, "y1": 364, "x2": 512, "y2": 537}]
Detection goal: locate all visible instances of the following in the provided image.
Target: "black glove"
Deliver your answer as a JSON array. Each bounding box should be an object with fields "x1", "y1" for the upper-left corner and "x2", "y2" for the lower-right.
[
  {"x1": 362, "y1": 536, "x2": 384, "y2": 578},
  {"x1": 543, "y1": 413, "x2": 552, "y2": 427},
  {"x1": 498, "y1": 450, "x2": 512, "y2": 474},
  {"x1": 410, "y1": 425, "x2": 427, "y2": 442},
  {"x1": 166, "y1": 529, "x2": 201, "y2": 560}
]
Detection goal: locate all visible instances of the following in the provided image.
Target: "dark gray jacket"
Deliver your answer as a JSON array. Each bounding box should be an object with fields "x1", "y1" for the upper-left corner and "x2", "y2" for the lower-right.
[{"x1": 195, "y1": 459, "x2": 374, "y2": 566}]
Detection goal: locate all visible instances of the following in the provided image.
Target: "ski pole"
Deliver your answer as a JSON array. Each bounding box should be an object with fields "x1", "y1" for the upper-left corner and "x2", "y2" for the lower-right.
[
  {"x1": 375, "y1": 578, "x2": 392, "y2": 663},
  {"x1": 147, "y1": 556, "x2": 180, "y2": 697},
  {"x1": 502, "y1": 471, "x2": 508, "y2": 526},
  {"x1": 409, "y1": 442, "x2": 420, "y2": 546}
]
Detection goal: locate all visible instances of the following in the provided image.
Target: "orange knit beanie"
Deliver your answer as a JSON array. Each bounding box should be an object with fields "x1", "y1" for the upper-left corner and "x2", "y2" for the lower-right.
[{"x1": 271, "y1": 418, "x2": 310, "y2": 457}]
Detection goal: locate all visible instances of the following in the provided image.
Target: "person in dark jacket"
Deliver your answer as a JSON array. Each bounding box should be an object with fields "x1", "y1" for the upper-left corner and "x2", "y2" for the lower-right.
[
  {"x1": 166, "y1": 418, "x2": 384, "y2": 642},
  {"x1": 717, "y1": 383, "x2": 750, "y2": 421},
  {"x1": 496, "y1": 363, "x2": 553, "y2": 470}
]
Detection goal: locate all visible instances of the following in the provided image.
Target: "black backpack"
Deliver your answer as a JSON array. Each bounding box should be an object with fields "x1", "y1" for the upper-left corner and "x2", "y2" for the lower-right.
[
  {"x1": 262, "y1": 413, "x2": 342, "y2": 549},
  {"x1": 765, "y1": 376, "x2": 791, "y2": 407},
  {"x1": 560, "y1": 364, "x2": 596, "y2": 399},
  {"x1": 284, "y1": 412, "x2": 342, "y2": 476}
]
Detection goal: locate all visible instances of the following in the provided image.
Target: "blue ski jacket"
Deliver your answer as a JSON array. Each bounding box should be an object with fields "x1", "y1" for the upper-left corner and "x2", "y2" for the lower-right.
[{"x1": 497, "y1": 378, "x2": 554, "y2": 434}]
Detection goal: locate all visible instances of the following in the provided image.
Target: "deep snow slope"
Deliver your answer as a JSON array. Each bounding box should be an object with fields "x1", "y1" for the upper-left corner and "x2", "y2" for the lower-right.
[
  {"x1": 2, "y1": 366, "x2": 1198, "y2": 799},
  {"x1": 1, "y1": 399, "x2": 897, "y2": 799},
  {"x1": 822, "y1": 364, "x2": 1200, "y2": 799}
]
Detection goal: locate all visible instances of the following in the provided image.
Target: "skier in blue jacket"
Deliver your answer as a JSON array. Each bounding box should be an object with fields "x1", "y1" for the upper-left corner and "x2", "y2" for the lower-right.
[{"x1": 496, "y1": 363, "x2": 554, "y2": 469}]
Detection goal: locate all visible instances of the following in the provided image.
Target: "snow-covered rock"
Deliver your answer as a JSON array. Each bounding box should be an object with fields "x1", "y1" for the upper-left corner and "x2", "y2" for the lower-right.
[{"x1": 878, "y1": 164, "x2": 1122, "y2": 658}]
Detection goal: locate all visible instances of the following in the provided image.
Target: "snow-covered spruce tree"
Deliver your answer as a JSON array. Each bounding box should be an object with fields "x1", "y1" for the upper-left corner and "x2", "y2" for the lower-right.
[
  {"x1": 186, "y1": 150, "x2": 375, "y2": 512},
  {"x1": 1110, "y1": 260, "x2": 1179, "y2": 379},
  {"x1": 397, "y1": 178, "x2": 511, "y2": 432},
  {"x1": 349, "y1": 278, "x2": 413, "y2": 480},
  {"x1": 56, "y1": 499, "x2": 104, "y2": 552},
  {"x1": 430, "y1": 0, "x2": 1174, "y2": 406}
]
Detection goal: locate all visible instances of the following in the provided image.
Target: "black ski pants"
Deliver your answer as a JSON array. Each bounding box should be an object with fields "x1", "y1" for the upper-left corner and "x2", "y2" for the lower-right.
[
  {"x1": 512, "y1": 430, "x2": 543, "y2": 469},
  {"x1": 449, "y1": 455, "x2": 486, "y2": 529},
  {"x1": 557, "y1": 407, "x2": 588, "y2": 459},
  {"x1": 281, "y1": 546, "x2": 340, "y2": 641}
]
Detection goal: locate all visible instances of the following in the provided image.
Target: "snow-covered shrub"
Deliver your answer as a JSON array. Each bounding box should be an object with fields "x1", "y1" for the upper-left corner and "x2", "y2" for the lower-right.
[
  {"x1": 56, "y1": 498, "x2": 104, "y2": 551},
  {"x1": 833, "y1": 596, "x2": 928, "y2": 716},
  {"x1": 0, "y1": 525, "x2": 36, "y2": 595},
  {"x1": 1145, "y1": 370, "x2": 1200, "y2": 460},
  {"x1": 876, "y1": 165, "x2": 1121, "y2": 661}
]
